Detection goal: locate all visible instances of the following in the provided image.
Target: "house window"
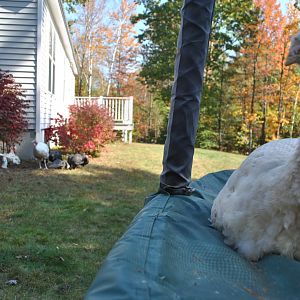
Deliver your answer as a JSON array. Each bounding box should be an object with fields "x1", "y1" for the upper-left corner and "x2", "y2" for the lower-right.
[{"x1": 48, "y1": 23, "x2": 56, "y2": 94}]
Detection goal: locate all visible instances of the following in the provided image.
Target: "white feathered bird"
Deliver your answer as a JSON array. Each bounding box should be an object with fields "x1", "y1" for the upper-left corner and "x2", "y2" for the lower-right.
[
  {"x1": 0, "y1": 155, "x2": 8, "y2": 169},
  {"x1": 286, "y1": 31, "x2": 300, "y2": 66},
  {"x1": 33, "y1": 141, "x2": 49, "y2": 169},
  {"x1": 5, "y1": 150, "x2": 21, "y2": 165},
  {"x1": 211, "y1": 138, "x2": 300, "y2": 261},
  {"x1": 0, "y1": 150, "x2": 20, "y2": 167}
]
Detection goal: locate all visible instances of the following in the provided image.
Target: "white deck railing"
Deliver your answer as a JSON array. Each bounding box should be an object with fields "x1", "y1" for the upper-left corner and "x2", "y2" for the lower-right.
[
  {"x1": 74, "y1": 96, "x2": 133, "y2": 125},
  {"x1": 74, "y1": 96, "x2": 134, "y2": 143}
]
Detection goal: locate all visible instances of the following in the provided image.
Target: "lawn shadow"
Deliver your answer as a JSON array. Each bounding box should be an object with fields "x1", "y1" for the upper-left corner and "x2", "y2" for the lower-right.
[{"x1": 0, "y1": 162, "x2": 160, "y2": 299}]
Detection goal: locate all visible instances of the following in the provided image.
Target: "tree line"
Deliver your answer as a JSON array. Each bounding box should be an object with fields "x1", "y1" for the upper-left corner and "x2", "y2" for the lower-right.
[{"x1": 66, "y1": 0, "x2": 300, "y2": 154}]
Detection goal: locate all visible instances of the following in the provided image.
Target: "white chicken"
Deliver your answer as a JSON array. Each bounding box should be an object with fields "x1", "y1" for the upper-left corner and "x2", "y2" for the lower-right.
[
  {"x1": 211, "y1": 138, "x2": 300, "y2": 261},
  {"x1": 5, "y1": 150, "x2": 21, "y2": 165},
  {"x1": 286, "y1": 31, "x2": 300, "y2": 66},
  {"x1": 33, "y1": 141, "x2": 49, "y2": 169},
  {"x1": 0, "y1": 155, "x2": 8, "y2": 169},
  {"x1": 0, "y1": 150, "x2": 20, "y2": 167}
]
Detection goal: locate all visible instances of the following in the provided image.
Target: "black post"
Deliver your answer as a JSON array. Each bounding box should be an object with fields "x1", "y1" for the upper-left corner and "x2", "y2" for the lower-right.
[{"x1": 159, "y1": 0, "x2": 215, "y2": 195}]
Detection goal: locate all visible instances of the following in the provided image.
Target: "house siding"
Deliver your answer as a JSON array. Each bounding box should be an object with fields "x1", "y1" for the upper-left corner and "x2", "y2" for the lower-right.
[
  {"x1": 39, "y1": 1, "x2": 51, "y2": 130},
  {"x1": 39, "y1": 1, "x2": 76, "y2": 130},
  {"x1": 0, "y1": 0, "x2": 37, "y2": 130},
  {"x1": 0, "y1": 0, "x2": 77, "y2": 158}
]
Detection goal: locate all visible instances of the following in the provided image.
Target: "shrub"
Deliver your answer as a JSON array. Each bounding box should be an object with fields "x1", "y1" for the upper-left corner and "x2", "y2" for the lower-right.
[
  {"x1": 46, "y1": 103, "x2": 115, "y2": 156},
  {"x1": 0, "y1": 70, "x2": 28, "y2": 152}
]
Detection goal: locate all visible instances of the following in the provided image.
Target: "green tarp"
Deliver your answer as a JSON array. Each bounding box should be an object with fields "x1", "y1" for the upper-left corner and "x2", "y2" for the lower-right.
[{"x1": 86, "y1": 170, "x2": 300, "y2": 299}]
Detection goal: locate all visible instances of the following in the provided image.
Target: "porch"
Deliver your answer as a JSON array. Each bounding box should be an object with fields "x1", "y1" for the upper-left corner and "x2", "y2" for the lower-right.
[{"x1": 74, "y1": 96, "x2": 134, "y2": 143}]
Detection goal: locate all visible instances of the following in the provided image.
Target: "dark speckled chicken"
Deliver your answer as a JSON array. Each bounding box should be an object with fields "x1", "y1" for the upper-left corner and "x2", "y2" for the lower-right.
[{"x1": 67, "y1": 154, "x2": 89, "y2": 169}]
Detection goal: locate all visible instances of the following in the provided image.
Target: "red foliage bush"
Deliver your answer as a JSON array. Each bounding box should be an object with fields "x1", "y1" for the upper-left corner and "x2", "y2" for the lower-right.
[
  {"x1": 46, "y1": 103, "x2": 115, "y2": 156},
  {"x1": 0, "y1": 70, "x2": 28, "y2": 151}
]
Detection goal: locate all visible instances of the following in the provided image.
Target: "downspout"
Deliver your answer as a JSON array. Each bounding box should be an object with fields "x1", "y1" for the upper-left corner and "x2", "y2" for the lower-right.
[{"x1": 35, "y1": 0, "x2": 43, "y2": 142}]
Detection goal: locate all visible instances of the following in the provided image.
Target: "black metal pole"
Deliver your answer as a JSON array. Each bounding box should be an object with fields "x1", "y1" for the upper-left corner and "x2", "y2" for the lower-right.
[{"x1": 159, "y1": 0, "x2": 215, "y2": 195}]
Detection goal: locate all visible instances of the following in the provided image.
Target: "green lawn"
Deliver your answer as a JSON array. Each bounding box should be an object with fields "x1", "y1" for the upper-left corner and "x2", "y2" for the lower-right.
[{"x1": 0, "y1": 143, "x2": 245, "y2": 299}]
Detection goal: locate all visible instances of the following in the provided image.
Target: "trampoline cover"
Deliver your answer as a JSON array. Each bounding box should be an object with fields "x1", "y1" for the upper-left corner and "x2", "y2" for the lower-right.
[{"x1": 86, "y1": 170, "x2": 300, "y2": 299}]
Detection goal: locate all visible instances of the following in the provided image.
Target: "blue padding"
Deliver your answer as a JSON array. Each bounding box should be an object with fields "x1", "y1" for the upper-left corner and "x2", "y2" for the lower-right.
[{"x1": 86, "y1": 170, "x2": 300, "y2": 299}]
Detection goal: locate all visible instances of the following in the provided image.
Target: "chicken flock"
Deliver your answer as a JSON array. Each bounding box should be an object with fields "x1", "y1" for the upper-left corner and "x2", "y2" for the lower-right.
[
  {"x1": 0, "y1": 141, "x2": 89, "y2": 170},
  {"x1": 32, "y1": 141, "x2": 89, "y2": 170}
]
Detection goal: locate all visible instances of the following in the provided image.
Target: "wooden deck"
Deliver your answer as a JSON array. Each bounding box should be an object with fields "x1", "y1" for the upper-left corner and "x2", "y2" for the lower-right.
[{"x1": 74, "y1": 96, "x2": 134, "y2": 143}]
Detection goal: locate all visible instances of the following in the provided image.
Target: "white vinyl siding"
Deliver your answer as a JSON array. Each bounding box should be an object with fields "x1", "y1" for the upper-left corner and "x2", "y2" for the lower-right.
[
  {"x1": 39, "y1": 1, "x2": 52, "y2": 129},
  {"x1": 0, "y1": 0, "x2": 37, "y2": 129},
  {"x1": 39, "y1": 1, "x2": 76, "y2": 130},
  {"x1": 0, "y1": 0, "x2": 76, "y2": 138}
]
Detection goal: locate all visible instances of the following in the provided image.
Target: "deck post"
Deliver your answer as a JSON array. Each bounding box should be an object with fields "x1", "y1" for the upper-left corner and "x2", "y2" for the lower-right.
[
  {"x1": 122, "y1": 130, "x2": 128, "y2": 143},
  {"x1": 129, "y1": 131, "x2": 133, "y2": 144},
  {"x1": 129, "y1": 96, "x2": 133, "y2": 125}
]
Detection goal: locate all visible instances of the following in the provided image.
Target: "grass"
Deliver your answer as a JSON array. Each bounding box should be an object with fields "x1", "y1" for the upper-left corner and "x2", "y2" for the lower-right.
[{"x1": 0, "y1": 143, "x2": 245, "y2": 299}]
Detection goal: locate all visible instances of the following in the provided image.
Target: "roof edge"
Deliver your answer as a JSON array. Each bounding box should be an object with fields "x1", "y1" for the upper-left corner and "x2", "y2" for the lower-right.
[{"x1": 47, "y1": 0, "x2": 79, "y2": 75}]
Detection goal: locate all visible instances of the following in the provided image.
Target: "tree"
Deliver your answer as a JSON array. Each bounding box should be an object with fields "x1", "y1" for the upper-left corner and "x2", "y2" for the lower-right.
[
  {"x1": 71, "y1": 0, "x2": 107, "y2": 96},
  {"x1": 223, "y1": 0, "x2": 300, "y2": 152},
  {"x1": 63, "y1": 0, "x2": 88, "y2": 12},
  {"x1": 134, "y1": 0, "x2": 259, "y2": 100},
  {"x1": 202, "y1": 0, "x2": 260, "y2": 150},
  {"x1": 275, "y1": 2, "x2": 300, "y2": 138},
  {"x1": 133, "y1": 0, "x2": 260, "y2": 150},
  {"x1": 132, "y1": 0, "x2": 181, "y2": 102},
  {"x1": 46, "y1": 103, "x2": 114, "y2": 156},
  {"x1": 0, "y1": 71, "x2": 28, "y2": 152},
  {"x1": 106, "y1": 0, "x2": 140, "y2": 96}
]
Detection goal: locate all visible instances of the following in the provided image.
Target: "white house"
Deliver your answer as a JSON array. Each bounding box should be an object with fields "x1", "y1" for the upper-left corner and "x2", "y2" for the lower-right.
[{"x1": 0, "y1": 0, "x2": 78, "y2": 158}]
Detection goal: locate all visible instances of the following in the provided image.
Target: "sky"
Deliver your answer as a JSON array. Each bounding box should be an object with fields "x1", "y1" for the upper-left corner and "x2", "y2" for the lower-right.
[{"x1": 280, "y1": 0, "x2": 290, "y2": 13}]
